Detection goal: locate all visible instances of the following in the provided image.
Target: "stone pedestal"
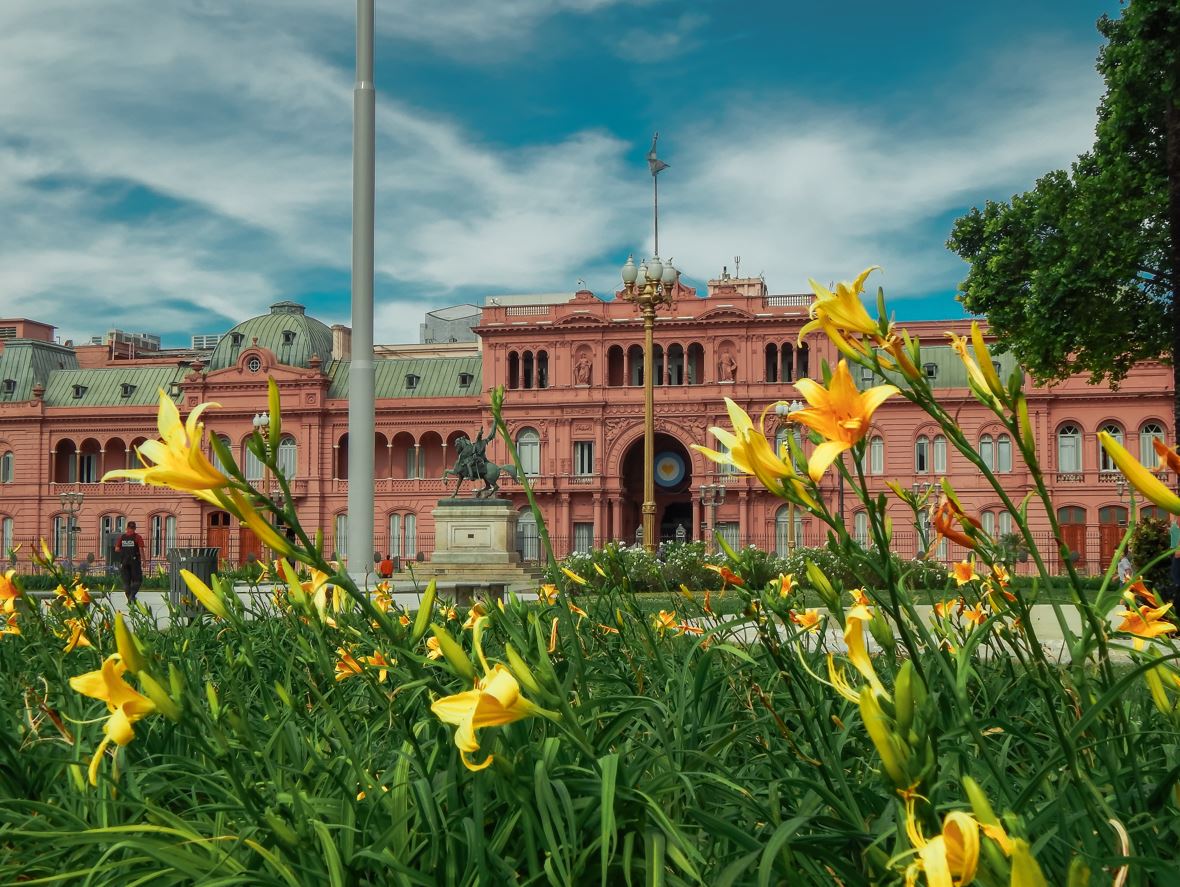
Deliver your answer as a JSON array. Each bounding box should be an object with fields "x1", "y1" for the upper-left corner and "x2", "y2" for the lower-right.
[{"x1": 430, "y1": 498, "x2": 520, "y2": 566}]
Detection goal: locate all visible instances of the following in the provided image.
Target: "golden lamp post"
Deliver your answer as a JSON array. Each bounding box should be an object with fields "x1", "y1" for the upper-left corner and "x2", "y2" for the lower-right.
[{"x1": 620, "y1": 254, "x2": 679, "y2": 553}]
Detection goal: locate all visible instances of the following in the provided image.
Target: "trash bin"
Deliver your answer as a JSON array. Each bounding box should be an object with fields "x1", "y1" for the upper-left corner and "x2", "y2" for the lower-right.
[{"x1": 168, "y1": 547, "x2": 220, "y2": 615}]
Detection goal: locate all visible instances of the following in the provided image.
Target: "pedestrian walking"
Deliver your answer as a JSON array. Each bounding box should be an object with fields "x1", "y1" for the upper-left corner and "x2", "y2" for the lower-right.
[{"x1": 116, "y1": 521, "x2": 146, "y2": 604}]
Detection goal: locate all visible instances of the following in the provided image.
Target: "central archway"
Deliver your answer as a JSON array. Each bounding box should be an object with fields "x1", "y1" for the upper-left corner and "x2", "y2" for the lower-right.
[{"x1": 620, "y1": 432, "x2": 695, "y2": 544}]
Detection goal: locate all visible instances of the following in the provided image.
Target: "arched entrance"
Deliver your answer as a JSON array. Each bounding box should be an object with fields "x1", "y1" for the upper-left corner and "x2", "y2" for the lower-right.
[{"x1": 620, "y1": 433, "x2": 694, "y2": 544}]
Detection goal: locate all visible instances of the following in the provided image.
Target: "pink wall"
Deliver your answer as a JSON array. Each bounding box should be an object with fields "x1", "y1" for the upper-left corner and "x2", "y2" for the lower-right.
[{"x1": 0, "y1": 287, "x2": 1172, "y2": 575}]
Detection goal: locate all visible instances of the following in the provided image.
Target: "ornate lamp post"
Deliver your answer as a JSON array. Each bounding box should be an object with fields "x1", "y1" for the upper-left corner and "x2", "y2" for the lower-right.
[
  {"x1": 620, "y1": 254, "x2": 679, "y2": 552},
  {"x1": 59, "y1": 490, "x2": 84, "y2": 559},
  {"x1": 698, "y1": 482, "x2": 726, "y2": 554},
  {"x1": 774, "y1": 400, "x2": 804, "y2": 554}
]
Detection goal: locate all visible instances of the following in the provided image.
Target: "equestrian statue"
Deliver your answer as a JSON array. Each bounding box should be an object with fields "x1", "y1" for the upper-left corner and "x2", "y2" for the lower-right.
[{"x1": 442, "y1": 428, "x2": 518, "y2": 498}]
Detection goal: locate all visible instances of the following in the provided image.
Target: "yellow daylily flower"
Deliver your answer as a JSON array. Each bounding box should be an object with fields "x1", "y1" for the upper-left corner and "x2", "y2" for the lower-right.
[
  {"x1": 224, "y1": 490, "x2": 297, "y2": 558},
  {"x1": 904, "y1": 795, "x2": 981, "y2": 887},
  {"x1": 1099, "y1": 431, "x2": 1180, "y2": 514},
  {"x1": 776, "y1": 573, "x2": 796, "y2": 598},
  {"x1": 0, "y1": 569, "x2": 19, "y2": 614},
  {"x1": 431, "y1": 663, "x2": 540, "y2": 771},
  {"x1": 69, "y1": 654, "x2": 157, "y2": 785},
  {"x1": 560, "y1": 567, "x2": 588, "y2": 586},
  {"x1": 0, "y1": 611, "x2": 20, "y2": 637},
  {"x1": 538, "y1": 583, "x2": 559, "y2": 605},
  {"x1": 827, "y1": 654, "x2": 860, "y2": 703},
  {"x1": 101, "y1": 389, "x2": 228, "y2": 501},
  {"x1": 463, "y1": 603, "x2": 487, "y2": 630},
  {"x1": 179, "y1": 570, "x2": 230, "y2": 620},
  {"x1": 426, "y1": 636, "x2": 443, "y2": 660},
  {"x1": 798, "y1": 266, "x2": 881, "y2": 345},
  {"x1": 844, "y1": 605, "x2": 889, "y2": 699},
  {"x1": 692, "y1": 398, "x2": 817, "y2": 507},
  {"x1": 791, "y1": 361, "x2": 899, "y2": 482},
  {"x1": 63, "y1": 618, "x2": 93, "y2": 653},
  {"x1": 947, "y1": 329, "x2": 1002, "y2": 410}
]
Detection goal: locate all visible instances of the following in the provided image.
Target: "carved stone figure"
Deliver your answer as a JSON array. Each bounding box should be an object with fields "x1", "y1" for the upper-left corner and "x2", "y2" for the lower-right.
[
  {"x1": 574, "y1": 355, "x2": 592, "y2": 385},
  {"x1": 442, "y1": 429, "x2": 518, "y2": 498},
  {"x1": 718, "y1": 350, "x2": 738, "y2": 382}
]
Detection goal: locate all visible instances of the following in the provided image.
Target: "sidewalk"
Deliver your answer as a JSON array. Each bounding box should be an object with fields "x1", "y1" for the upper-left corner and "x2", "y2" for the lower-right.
[{"x1": 89, "y1": 587, "x2": 1141, "y2": 662}]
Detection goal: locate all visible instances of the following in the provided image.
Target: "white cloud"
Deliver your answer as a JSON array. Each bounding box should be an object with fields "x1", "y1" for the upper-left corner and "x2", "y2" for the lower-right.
[{"x1": 0, "y1": 1, "x2": 1105, "y2": 348}]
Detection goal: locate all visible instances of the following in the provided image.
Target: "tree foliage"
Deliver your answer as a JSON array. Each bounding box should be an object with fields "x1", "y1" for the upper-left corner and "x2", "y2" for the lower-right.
[{"x1": 948, "y1": 0, "x2": 1180, "y2": 405}]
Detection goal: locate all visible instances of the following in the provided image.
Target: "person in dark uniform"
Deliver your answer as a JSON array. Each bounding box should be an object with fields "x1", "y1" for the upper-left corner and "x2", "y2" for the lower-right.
[{"x1": 116, "y1": 521, "x2": 146, "y2": 604}]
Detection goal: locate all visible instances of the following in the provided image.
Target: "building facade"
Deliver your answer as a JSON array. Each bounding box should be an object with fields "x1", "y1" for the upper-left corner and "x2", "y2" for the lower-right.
[{"x1": 0, "y1": 275, "x2": 1172, "y2": 576}]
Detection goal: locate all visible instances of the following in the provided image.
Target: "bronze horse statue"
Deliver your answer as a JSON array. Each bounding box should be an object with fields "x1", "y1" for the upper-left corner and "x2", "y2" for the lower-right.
[{"x1": 443, "y1": 432, "x2": 518, "y2": 498}]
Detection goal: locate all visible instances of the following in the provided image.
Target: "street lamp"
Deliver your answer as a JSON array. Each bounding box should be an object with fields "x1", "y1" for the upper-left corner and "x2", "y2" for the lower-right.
[
  {"x1": 774, "y1": 400, "x2": 804, "y2": 554},
  {"x1": 621, "y1": 254, "x2": 679, "y2": 553},
  {"x1": 699, "y1": 482, "x2": 726, "y2": 554},
  {"x1": 59, "y1": 490, "x2": 84, "y2": 559}
]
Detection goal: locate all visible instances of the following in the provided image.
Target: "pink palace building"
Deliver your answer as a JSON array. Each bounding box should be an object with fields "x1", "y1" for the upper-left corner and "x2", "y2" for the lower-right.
[{"x1": 0, "y1": 268, "x2": 1173, "y2": 576}]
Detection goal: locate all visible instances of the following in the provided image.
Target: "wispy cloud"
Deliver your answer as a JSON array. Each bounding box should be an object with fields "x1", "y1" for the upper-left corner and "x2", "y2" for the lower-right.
[{"x1": 0, "y1": 2, "x2": 1104, "y2": 347}]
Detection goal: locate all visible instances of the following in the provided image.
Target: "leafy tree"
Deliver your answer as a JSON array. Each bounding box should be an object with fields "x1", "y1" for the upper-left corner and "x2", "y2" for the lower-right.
[
  {"x1": 1128, "y1": 515, "x2": 1171, "y2": 593},
  {"x1": 948, "y1": 0, "x2": 1180, "y2": 434}
]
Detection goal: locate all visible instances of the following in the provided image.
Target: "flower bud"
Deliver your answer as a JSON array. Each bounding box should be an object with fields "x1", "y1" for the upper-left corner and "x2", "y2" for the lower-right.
[
  {"x1": 114, "y1": 614, "x2": 146, "y2": 673},
  {"x1": 138, "y1": 671, "x2": 182, "y2": 722},
  {"x1": 411, "y1": 579, "x2": 437, "y2": 644},
  {"x1": 429, "y1": 625, "x2": 476, "y2": 682}
]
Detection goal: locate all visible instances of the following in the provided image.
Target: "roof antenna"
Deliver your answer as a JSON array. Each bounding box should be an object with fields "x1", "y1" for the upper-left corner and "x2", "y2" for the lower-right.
[{"x1": 734, "y1": 255, "x2": 741, "y2": 278}]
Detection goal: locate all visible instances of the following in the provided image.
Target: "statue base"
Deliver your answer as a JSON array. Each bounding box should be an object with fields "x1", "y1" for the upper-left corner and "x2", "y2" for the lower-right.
[{"x1": 430, "y1": 498, "x2": 520, "y2": 567}]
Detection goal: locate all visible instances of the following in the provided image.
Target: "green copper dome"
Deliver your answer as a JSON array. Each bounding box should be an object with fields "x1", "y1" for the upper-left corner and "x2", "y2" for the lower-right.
[{"x1": 208, "y1": 301, "x2": 334, "y2": 371}]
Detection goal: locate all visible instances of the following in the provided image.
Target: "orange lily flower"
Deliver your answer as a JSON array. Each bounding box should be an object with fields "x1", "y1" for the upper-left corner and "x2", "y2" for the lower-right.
[
  {"x1": 932, "y1": 496, "x2": 981, "y2": 551},
  {"x1": 790, "y1": 609, "x2": 822, "y2": 632},
  {"x1": 0, "y1": 569, "x2": 19, "y2": 614},
  {"x1": 952, "y1": 561, "x2": 979, "y2": 586},
  {"x1": 791, "y1": 360, "x2": 899, "y2": 482},
  {"x1": 655, "y1": 610, "x2": 677, "y2": 631},
  {"x1": 705, "y1": 563, "x2": 745, "y2": 587},
  {"x1": 1117, "y1": 603, "x2": 1177, "y2": 639}
]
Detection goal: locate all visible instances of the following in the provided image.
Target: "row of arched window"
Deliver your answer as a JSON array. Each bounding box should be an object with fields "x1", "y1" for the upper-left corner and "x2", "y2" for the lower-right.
[
  {"x1": 851, "y1": 433, "x2": 1014, "y2": 475},
  {"x1": 1057, "y1": 422, "x2": 1165, "y2": 473},
  {"x1": 764, "y1": 342, "x2": 810, "y2": 383},
  {"x1": 606, "y1": 343, "x2": 707, "y2": 386},
  {"x1": 507, "y1": 350, "x2": 549, "y2": 389}
]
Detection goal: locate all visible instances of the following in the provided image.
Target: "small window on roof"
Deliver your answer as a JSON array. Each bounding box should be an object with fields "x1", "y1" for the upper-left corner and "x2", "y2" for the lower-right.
[
  {"x1": 168, "y1": 381, "x2": 182, "y2": 397},
  {"x1": 923, "y1": 362, "x2": 938, "y2": 379},
  {"x1": 230, "y1": 332, "x2": 244, "y2": 347},
  {"x1": 120, "y1": 383, "x2": 136, "y2": 398},
  {"x1": 2, "y1": 379, "x2": 14, "y2": 394},
  {"x1": 458, "y1": 372, "x2": 473, "y2": 387},
  {"x1": 405, "y1": 374, "x2": 420, "y2": 390},
  {"x1": 72, "y1": 384, "x2": 87, "y2": 399},
  {"x1": 281, "y1": 330, "x2": 296, "y2": 345}
]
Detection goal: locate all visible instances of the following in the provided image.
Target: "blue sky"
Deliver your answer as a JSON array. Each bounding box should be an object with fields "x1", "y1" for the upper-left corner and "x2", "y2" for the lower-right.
[{"x1": 0, "y1": 0, "x2": 1122, "y2": 347}]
